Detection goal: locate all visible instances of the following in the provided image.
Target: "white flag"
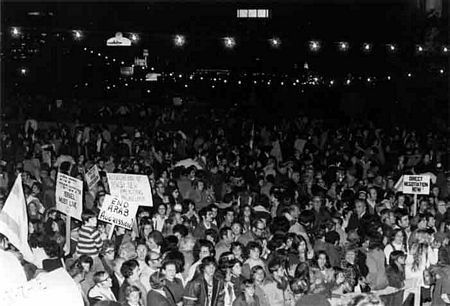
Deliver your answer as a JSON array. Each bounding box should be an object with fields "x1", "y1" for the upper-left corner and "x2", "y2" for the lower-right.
[{"x1": 0, "y1": 175, "x2": 34, "y2": 263}]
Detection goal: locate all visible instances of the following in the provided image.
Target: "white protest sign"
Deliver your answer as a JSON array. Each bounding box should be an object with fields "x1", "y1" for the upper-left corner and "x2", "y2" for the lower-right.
[
  {"x1": 98, "y1": 194, "x2": 138, "y2": 230},
  {"x1": 56, "y1": 173, "x2": 83, "y2": 220},
  {"x1": 85, "y1": 165, "x2": 100, "y2": 191},
  {"x1": 402, "y1": 175, "x2": 430, "y2": 195},
  {"x1": 106, "y1": 173, "x2": 153, "y2": 207}
]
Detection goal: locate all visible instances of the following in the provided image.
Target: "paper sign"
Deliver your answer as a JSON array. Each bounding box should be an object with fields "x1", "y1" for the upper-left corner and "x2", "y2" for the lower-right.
[
  {"x1": 106, "y1": 173, "x2": 153, "y2": 207},
  {"x1": 98, "y1": 194, "x2": 138, "y2": 230},
  {"x1": 55, "y1": 173, "x2": 83, "y2": 220},
  {"x1": 402, "y1": 175, "x2": 430, "y2": 195},
  {"x1": 85, "y1": 165, "x2": 100, "y2": 190}
]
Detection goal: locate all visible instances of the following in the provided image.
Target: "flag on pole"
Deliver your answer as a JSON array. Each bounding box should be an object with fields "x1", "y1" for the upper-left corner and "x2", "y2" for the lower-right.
[{"x1": 0, "y1": 175, "x2": 34, "y2": 263}]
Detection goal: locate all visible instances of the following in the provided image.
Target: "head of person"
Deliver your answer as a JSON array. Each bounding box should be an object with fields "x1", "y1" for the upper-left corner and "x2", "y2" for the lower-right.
[
  {"x1": 139, "y1": 217, "x2": 153, "y2": 239},
  {"x1": 93, "y1": 271, "x2": 113, "y2": 288},
  {"x1": 200, "y1": 256, "x2": 217, "y2": 278},
  {"x1": 149, "y1": 270, "x2": 167, "y2": 290},
  {"x1": 124, "y1": 285, "x2": 141, "y2": 305},
  {"x1": 172, "y1": 224, "x2": 189, "y2": 241},
  {"x1": 199, "y1": 206, "x2": 214, "y2": 224},
  {"x1": 242, "y1": 279, "x2": 256, "y2": 299},
  {"x1": 100, "y1": 241, "x2": 116, "y2": 261},
  {"x1": 354, "y1": 199, "x2": 367, "y2": 217},
  {"x1": 136, "y1": 240, "x2": 148, "y2": 261},
  {"x1": 120, "y1": 259, "x2": 140, "y2": 282},
  {"x1": 247, "y1": 241, "x2": 262, "y2": 260},
  {"x1": 219, "y1": 226, "x2": 234, "y2": 244},
  {"x1": 251, "y1": 265, "x2": 266, "y2": 284},
  {"x1": 81, "y1": 209, "x2": 98, "y2": 227},
  {"x1": 224, "y1": 208, "x2": 235, "y2": 224},
  {"x1": 147, "y1": 230, "x2": 164, "y2": 252},
  {"x1": 268, "y1": 257, "x2": 286, "y2": 282},
  {"x1": 145, "y1": 251, "x2": 162, "y2": 270},
  {"x1": 193, "y1": 239, "x2": 214, "y2": 261},
  {"x1": 389, "y1": 250, "x2": 406, "y2": 271},
  {"x1": 231, "y1": 221, "x2": 243, "y2": 236},
  {"x1": 251, "y1": 219, "x2": 266, "y2": 238},
  {"x1": 78, "y1": 254, "x2": 94, "y2": 273},
  {"x1": 396, "y1": 210, "x2": 410, "y2": 229},
  {"x1": 161, "y1": 260, "x2": 177, "y2": 281},
  {"x1": 315, "y1": 251, "x2": 330, "y2": 270}
]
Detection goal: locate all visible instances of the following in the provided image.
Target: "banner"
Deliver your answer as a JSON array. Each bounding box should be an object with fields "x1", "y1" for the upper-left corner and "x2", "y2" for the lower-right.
[
  {"x1": 402, "y1": 175, "x2": 431, "y2": 195},
  {"x1": 98, "y1": 194, "x2": 138, "y2": 230},
  {"x1": 56, "y1": 173, "x2": 83, "y2": 220},
  {"x1": 106, "y1": 173, "x2": 153, "y2": 207},
  {"x1": 85, "y1": 165, "x2": 100, "y2": 191},
  {"x1": 3, "y1": 268, "x2": 83, "y2": 306},
  {"x1": 0, "y1": 175, "x2": 34, "y2": 263}
]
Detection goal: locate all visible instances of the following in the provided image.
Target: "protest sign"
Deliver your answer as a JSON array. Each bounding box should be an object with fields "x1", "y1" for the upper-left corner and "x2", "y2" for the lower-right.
[
  {"x1": 106, "y1": 173, "x2": 153, "y2": 207},
  {"x1": 402, "y1": 175, "x2": 431, "y2": 195},
  {"x1": 55, "y1": 173, "x2": 83, "y2": 220},
  {"x1": 85, "y1": 165, "x2": 100, "y2": 191},
  {"x1": 98, "y1": 194, "x2": 138, "y2": 230}
]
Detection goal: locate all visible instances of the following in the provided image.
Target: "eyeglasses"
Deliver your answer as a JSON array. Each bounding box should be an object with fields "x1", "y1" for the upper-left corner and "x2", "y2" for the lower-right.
[
  {"x1": 99, "y1": 276, "x2": 111, "y2": 283},
  {"x1": 151, "y1": 257, "x2": 161, "y2": 262},
  {"x1": 105, "y1": 249, "x2": 114, "y2": 254}
]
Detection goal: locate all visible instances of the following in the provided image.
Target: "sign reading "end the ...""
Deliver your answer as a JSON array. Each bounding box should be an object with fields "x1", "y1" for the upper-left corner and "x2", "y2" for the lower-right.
[{"x1": 402, "y1": 175, "x2": 430, "y2": 195}]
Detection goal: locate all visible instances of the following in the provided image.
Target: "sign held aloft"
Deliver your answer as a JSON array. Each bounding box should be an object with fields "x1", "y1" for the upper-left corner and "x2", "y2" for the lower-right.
[
  {"x1": 85, "y1": 165, "x2": 100, "y2": 191},
  {"x1": 98, "y1": 194, "x2": 138, "y2": 230},
  {"x1": 402, "y1": 175, "x2": 430, "y2": 195},
  {"x1": 106, "y1": 173, "x2": 153, "y2": 207},
  {"x1": 56, "y1": 173, "x2": 83, "y2": 220}
]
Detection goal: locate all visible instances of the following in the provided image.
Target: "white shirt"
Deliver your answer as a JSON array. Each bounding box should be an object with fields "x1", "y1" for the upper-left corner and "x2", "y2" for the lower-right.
[{"x1": 88, "y1": 285, "x2": 116, "y2": 301}]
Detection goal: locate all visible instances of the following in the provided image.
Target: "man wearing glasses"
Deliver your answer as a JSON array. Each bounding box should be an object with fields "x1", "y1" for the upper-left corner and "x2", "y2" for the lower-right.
[
  {"x1": 238, "y1": 219, "x2": 266, "y2": 246},
  {"x1": 88, "y1": 271, "x2": 116, "y2": 303},
  {"x1": 140, "y1": 251, "x2": 161, "y2": 292}
]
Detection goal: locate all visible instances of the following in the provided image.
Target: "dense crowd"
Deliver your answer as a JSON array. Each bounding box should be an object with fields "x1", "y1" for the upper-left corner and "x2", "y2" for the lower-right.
[{"x1": 1, "y1": 100, "x2": 450, "y2": 306}]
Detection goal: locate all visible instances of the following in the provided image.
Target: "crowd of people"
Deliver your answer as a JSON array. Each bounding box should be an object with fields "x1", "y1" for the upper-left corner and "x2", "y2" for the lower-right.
[{"x1": 1, "y1": 99, "x2": 450, "y2": 306}]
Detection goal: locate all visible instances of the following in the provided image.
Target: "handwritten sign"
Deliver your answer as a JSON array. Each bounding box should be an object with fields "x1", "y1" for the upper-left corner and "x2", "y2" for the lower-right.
[
  {"x1": 402, "y1": 175, "x2": 430, "y2": 195},
  {"x1": 98, "y1": 194, "x2": 138, "y2": 230},
  {"x1": 106, "y1": 173, "x2": 153, "y2": 207},
  {"x1": 85, "y1": 165, "x2": 100, "y2": 191},
  {"x1": 55, "y1": 173, "x2": 83, "y2": 220}
]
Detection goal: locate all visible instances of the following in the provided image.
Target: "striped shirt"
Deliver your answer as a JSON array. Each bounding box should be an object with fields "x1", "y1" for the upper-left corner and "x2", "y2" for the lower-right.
[{"x1": 76, "y1": 225, "x2": 103, "y2": 256}]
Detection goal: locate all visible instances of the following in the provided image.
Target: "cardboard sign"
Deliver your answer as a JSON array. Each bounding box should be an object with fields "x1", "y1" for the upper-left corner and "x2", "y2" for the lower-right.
[
  {"x1": 85, "y1": 165, "x2": 100, "y2": 190},
  {"x1": 402, "y1": 175, "x2": 430, "y2": 195},
  {"x1": 98, "y1": 194, "x2": 138, "y2": 230},
  {"x1": 106, "y1": 173, "x2": 153, "y2": 207},
  {"x1": 55, "y1": 173, "x2": 83, "y2": 220}
]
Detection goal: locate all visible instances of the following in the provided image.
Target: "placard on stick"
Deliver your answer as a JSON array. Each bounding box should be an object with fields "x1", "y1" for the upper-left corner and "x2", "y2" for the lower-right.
[
  {"x1": 85, "y1": 165, "x2": 100, "y2": 191},
  {"x1": 55, "y1": 173, "x2": 83, "y2": 220},
  {"x1": 402, "y1": 175, "x2": 430, "y2": 195},
  {"x1": 106, "y1": 173, "x2": 153, "y2": 207},
  {"x1": 98, "y1": 194, "x2": 138, "y2": 230}
]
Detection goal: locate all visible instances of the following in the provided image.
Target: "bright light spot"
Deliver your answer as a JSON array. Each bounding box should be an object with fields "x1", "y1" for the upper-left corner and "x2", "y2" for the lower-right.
[
  {"x1": 367, "y1": 77, "x2": 372, "y2": 82},
  {"x1": 363, "y1": 43, "x2": 372, "y2": 51},
  {"x1": 105, "y1": 56, "x2": 108, "y2": 59},
  {"x1": 130, "y1": 33, "x2": 139, "y2": 42},
  {"x1": 224, "y1": 37, "x2": 236, "y2": 49},
  {"x1": 174, "y1": 35, "x2": 186, "y2": 47},
  {"x1": 125, "y1": 83, "x2": 128, "y2": 86},
  {"x1": 270, "y1": 37, "x2": 281, "y2": 48},
  {"x1": 184, "y1": 84, "x2": 188, "y2": 88},
  {"x1": 11, "y1": 27, "x2": 21, "y2": 37},
  {"x1": 417, "y1": 45, "x2": 423, "y2": 52},
  {"x1": 238, "y1": 80, "x2": 242, "y2": 85},
  {"x1": 407, "y1": 73, "x2": 412, "y2": 77},
  {"x1": 106, "y1": 86, "x2": 111, "y2": 90},
  {"x1": 309, "y1": 41, "x2": 320, "y2": 52},
  {"x1": 388, "y1": 44, "x2": 396, "y2": 52},
  {"x1": 147, "y1": 90, "x2": 151, "y2": 93},
  {"x1": 339, "y1": 42, "x2": 349, "y2": 51},
  {"x1": 98, "y1": 53, "x2": 101, "y2": 56},
  {"x1": 330, "y1": 80, "x2": 334, "y2": 85},
  {"x1": 121, "y1": 61, "x2": 124, "y2": 65},
  {"x1": 73, "y1": 30, "x2": 82, "y2": 40},
  {"x1": 443, "y1": 47, "x2": 448, "y2": 53},
  {"x1": 281, "y1": 82, "x2": 284, "y2": 85},
  {"x1": 224, "y1": 80, "x2": 227, "y2": 83},
  {"x1": 387, "y1": 76, "x2": 391, "y2": 80},
  {"x1": 346, "y1": 79, "x2": 351, "y2": 85},
  {"x1": 440, "y1": 69, "x2": 444, "y2": 74},
  {"x1": 20, "y1": 68, "x2": 27, "y2": 75}
]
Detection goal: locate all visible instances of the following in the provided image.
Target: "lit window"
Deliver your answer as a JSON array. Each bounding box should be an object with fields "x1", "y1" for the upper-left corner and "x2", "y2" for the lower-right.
[{"x1": 237, "y1": 9, "x2": 270, "y2": 19}]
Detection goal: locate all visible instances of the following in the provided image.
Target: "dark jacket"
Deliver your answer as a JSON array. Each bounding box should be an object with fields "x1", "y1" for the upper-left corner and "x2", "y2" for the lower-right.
[
  {"x1": 385, "y1": 266, "x2": 405, "y2": 289},
  {"x1": 147, "y1": 290, "x2": 176, "y2": 306},
  {"x1": 232, "y1": 294, "x2": 260, "y2": 306},
  {"x1": 183, "y1": 276, "x2": 225, "y2": 306}
]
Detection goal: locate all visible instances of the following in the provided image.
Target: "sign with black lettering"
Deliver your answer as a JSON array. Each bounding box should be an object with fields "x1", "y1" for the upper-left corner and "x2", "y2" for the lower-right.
[
  {"x1": 106, "y1": 173, "x2": 153, "y2": 207},
  {"x1": 402, "y1": 175, "x2": 430, "y2": 195},
  {"x1": 98, "y1": 194, "x2": 138, "y2": 230},
  {"x1": 55, "y1": 173, "x2": 83, "y2": 220},
  {"x1": 85, "y1": 165, "x2": 100, "y2": 191}
]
